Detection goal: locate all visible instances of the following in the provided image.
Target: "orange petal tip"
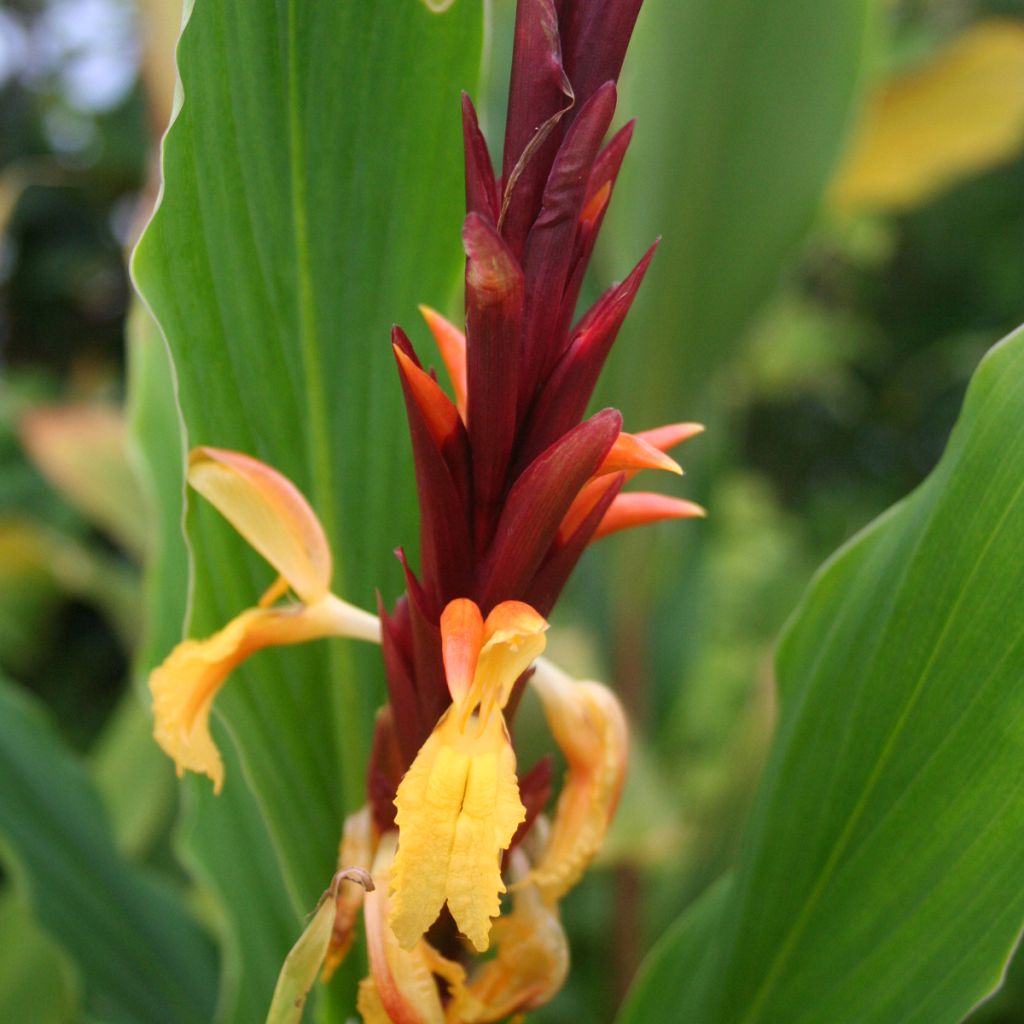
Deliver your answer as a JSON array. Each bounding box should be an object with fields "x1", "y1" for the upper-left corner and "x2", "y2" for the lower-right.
[{"x1": 187, "y1": 447, "x2": 331, "y2": 603}]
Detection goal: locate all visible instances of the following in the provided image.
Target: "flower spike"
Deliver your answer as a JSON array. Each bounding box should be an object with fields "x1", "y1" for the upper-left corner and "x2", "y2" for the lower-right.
[{"x1": 159, "y1": 0, "x2": 707, "y2": 1016}]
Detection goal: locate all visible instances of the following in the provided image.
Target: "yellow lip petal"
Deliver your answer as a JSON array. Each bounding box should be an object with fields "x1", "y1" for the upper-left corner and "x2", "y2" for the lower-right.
[
  {"x1": 525, "y1": 659, "x2": 629, "y2": 902},
  {"x1": 361, "y1": 833, "x2": 464, "y2": 1024},
  {"x1": 454, "y1": 850, "x2": 569, "y2": 1024},
  {"x1": 468, "y1": 601, "x2": 548, "y2": 725},
  {"x1": 439, "y1": 599, "x2": 547, "y2": 730},
  {"x1": 389, "y1": 710, "x2": 525, "y2": 952},
  {"x1": 188, "y1": 447, "x2": 331, "y2": 603},
  {"x1": 150, "y1": 596, "x2": 378, "y2": 791}
]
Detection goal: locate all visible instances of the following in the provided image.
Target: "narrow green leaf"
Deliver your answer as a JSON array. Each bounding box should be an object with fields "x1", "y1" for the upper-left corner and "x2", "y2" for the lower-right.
[
  {"x1": 618, "y1": 325, "x2": 1024, "y2": 1022},
  {"x1": 0, "y1": 676, "x2": 217, "y2": 1024},
  {"x1": 0, "y1": 889, "x2": 78, "y2": 1024}
]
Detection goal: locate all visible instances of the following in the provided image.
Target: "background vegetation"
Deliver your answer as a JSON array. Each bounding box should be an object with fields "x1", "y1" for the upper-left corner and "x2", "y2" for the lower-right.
[{"x1": 1, "y1": 0, "x2": 1023, "y2": 1020}]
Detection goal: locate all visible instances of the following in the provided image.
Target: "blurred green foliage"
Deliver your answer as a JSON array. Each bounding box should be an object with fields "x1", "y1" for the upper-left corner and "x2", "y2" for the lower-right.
[{"x1": 0, "y1": 0, "x2": 1023, "y2": 1021}]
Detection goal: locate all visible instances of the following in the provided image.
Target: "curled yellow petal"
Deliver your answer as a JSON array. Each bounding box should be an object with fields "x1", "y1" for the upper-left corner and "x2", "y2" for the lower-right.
[
  {"x1": 150, "y1": 595, "x2": 379, "y2": 792},
  {"x1": 361, "y1": 834, "x2": 465, "y2": 1024},
  {"x1": 454, "y1": 851, "x2": 569, "y2": 1024},
  {"x1": 526, "y1": 659, "x2": 629, "y2": 902},
  {"x1": 389, "y1": 710, "x2": 525, "y2": 952},
  {"x1": 832, "y1": 20, "x2": 1024, "y2": 212},
  {"x1": 188, "y1": 447, "x2": 332, "y2": 603}
]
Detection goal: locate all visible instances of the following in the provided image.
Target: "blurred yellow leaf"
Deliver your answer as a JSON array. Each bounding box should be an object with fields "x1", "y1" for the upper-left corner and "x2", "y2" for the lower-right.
[
  {"x1": 19, "y1": 405, "x2": 150, "y2": 559},
  {"x1": 832, "y1": 20, "x2": 1024, "y2": 211},
  {"x1": 0, "y1": 519, "x2": 139, "y2": 650}
]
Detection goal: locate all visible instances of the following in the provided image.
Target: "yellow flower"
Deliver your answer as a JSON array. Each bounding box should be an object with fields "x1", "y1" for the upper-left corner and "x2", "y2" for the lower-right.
[
  {"x1": 149, "y1": 447, "x2": 379, "y2": 792},
  {"x1": 388, "y1": 598, "x2": 547, "y2": 952}
]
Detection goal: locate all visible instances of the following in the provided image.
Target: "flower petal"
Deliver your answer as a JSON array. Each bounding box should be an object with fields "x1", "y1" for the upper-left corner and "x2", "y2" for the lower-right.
[
  {"x1": 526, "y1": 659, "x2": 629, "y2": 902},
  {"x1": 594, "y1": 492, "x2": 706, "y2": 542},
  {"x1": 455, "y1": 851, "x2": 569, "y2": 1024},
  {"x1": 188, "y1": 447, "x2": 331, "y2": 603},
  {"x1": 440, "y1": 598, "x2": 485, "y2": 705},
  {"x1": 150, "y1": 596, "x2": 379, "y2": 791},
  {"x1": 390, "y1": 710, "x2": 525, "y2": 952},
  {"x1": 595, "y1": 431, "x2": 683, "y2": 477},
  {"x1": 474, "y1": 601, "x2": 549, "y2": 720},
  {"x1": 635, "y1": 421, "x2": 705, "y2": 453},
  {"x1": 419, "y1": 304, "x2": 468, "y2": 418},
  {"x1": 362, "y1": 833, "x2": 464, "y2": 1024}
]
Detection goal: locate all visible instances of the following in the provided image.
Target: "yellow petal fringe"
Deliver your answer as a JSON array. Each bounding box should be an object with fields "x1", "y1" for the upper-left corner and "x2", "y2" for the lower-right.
[
  {"x1": 453, "y1": 851, "x2": 569, "y2": 1024},
  {"x1": 362, "y1": 834, "x2": 465, "y2": 1024},
  {"x1": 389, "y1": 709, "x2": 525, "y2": 952}
]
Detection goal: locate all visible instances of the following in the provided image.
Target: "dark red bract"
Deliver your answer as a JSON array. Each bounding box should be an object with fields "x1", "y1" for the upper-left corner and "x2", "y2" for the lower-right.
[{"x1": 372, "y1": 0, "x2": 691, "y2": 825}]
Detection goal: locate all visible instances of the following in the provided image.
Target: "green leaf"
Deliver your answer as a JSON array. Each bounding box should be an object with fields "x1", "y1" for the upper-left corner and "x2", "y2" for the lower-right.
[
  {"x1": 129, "y1": 308, "x2": 299, "y2": 1022},
  {"x1": 130, "y1": 1, "x2": 484, "y2": 1015},
  {"x1": 125, "y1": 303, "x2": 189, "y2": 691},
  {"x1": 0, "y1": 675, "x2": 217, "y2": 1024},
  {"x1": 618, "y1": 325, "x2": 1024, "y2": 1022},
  {"x1": 89, "y1": 684, "x2": 177, "y2": 859},
  {"x1": 133, "y1": 0, "x2": 483, "y2": 900},
  {"x1": 604, "y1": 0, "x2": 874, "y2": 418}
]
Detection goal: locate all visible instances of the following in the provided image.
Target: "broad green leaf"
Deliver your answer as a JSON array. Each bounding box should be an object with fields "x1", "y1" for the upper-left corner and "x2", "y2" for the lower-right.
[
  {"x1": 130, "y1": 0, "x2": 484, "y2": 1014},
  {"x1": 618, "y1": 325, "x2": 1024, "y2": 1022},
  {"x1": 126, "y1": 304, "x2": 189, "y2": 690},
  {"x1": 129, "y1": 307, "x2": 299, "y2": 1022},
  {"x1": 177, "y1": 749, "x2": 302, "y2": 1024},
  {"x1": 0, "y1": 675, "x2": 217, "y2": 1024}
]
